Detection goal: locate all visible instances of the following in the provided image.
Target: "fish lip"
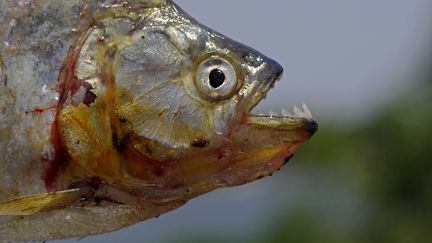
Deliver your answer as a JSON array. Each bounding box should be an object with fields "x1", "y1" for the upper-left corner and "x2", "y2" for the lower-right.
[{"x1": 246, "y1": 115, "x2": 318, "y2": 135}]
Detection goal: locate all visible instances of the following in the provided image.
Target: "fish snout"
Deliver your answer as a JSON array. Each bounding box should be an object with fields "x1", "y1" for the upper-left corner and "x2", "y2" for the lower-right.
[
  {"x1": 260, "y1": 57, "x2": 284, "y2": 87},
  {"x1": 269, "y1": 59, "x2": 284, "y2": 81}
]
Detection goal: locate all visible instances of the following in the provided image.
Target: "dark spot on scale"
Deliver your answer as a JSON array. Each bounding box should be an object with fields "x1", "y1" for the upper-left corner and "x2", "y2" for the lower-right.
[
  {"x1": 283, "y1": 154, "x2": 294, "y2": 166},
  {"x1": 83, "y1": 90, "x2": 97, "y2": 106},
  {"x1": 154, "y1": 167, "x2": 165, "y2": 177},
  {"x1": 81, "y1": 82, "x2": 97, "y2": 106},
  {"x1": 191, "y1": 138, "x2": 210, "y2": 148},
  {"x1": 76, "y1": 140, "x2": 80, "y2": 145},
  {"x1": 112, "y1": 134, "x2": 120, "y2": 149},
  {"x1": 112, "y1": 133, "x2": 130, "y2": 154},
  {"x1": 119, "y1": 116, "x2": 127, "y2": 124},
  {"x1": 88, "y1": 177, "x2": 102, "y2": 190},
  {"x1": 91, "y1": 197, "x2": 102, "y2": 206},
  {"x1": 145, "y1": 146, "x2": 153, "y2": 156},
  {"x1": 218, "y1": 154, "x2": 224, "y2": 160},
  {"x1": 174, "y1": 182, "x2": 185, "y2": 188}
]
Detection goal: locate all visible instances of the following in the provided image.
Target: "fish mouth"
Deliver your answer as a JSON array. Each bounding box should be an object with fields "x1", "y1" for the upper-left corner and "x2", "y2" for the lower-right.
[{"x1": 244, "y1": 65, "x2": 318, "y2": 136}]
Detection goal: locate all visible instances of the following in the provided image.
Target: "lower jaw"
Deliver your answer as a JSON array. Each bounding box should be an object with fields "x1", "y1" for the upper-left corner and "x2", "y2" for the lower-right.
[{"x1": 211, "y1": 144, "x2": 301, "y2": 188}]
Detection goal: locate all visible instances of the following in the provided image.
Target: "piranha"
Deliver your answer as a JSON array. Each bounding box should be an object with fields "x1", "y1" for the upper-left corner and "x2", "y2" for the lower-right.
[{"x1": 0, "y1": 0, "x2": 317, "y2": 241}]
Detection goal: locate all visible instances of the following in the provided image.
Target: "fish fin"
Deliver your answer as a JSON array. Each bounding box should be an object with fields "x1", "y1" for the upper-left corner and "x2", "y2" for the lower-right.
[
  {"x1": 59, "y1": 103, "x2": 121, "y2": 179},
  {"x1": 0, "y1": 187, "x2": 93, "y2": 216},
  {"x1": 0, "y1": 202, "x2": 185, "y2": 242}
]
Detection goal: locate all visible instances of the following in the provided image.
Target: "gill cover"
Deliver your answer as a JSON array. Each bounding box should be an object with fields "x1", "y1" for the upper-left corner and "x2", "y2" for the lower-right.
[{"x1": 57, "y1": 1, "x2": 243, "y2": 185}]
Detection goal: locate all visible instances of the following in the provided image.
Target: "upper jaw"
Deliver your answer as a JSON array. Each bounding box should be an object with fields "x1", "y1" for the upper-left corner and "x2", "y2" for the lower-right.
[{"x1": 240, "y1": 56, "x2": 318, "y2": 135}]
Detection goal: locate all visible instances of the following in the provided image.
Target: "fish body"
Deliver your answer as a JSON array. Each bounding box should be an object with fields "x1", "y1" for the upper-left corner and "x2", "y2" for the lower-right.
[{"x1": 0, "y1": 0, "x2": 317, "y2": 242}]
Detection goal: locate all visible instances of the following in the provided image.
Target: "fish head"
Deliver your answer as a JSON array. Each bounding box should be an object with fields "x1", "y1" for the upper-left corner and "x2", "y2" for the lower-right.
[{"x1": 57, "y1": 1, "x2": 317, "y2": 202}]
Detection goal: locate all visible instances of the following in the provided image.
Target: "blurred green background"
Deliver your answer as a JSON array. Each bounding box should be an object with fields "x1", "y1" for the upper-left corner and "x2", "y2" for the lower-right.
[
  {"x1": 167, "y1": 75, "x2": 432, "y2": 243},
  {"x1": 163, "y1": 64, "x2": 432, "y2": 243},
  {"x1": 60, "y1": 1, "x2": 432, "y2": 242}
]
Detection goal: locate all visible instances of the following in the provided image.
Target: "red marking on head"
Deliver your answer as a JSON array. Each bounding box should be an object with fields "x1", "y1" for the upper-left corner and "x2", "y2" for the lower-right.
[
  {"x1": 70, "y1": 79, "x2": 85, "y2": 95},
  {"x1": 97, "y1": 36, "x2": 105, "y2": 45},
  {"x1": 43, "y1": 29, "x2": 94, "y2": 190},
  {"x1": 25, "y1": 105, "x2": 57, "y2": 115},
  {"x1": 42, "y1": 119, "x2": 69, "y2": 191},
  {"x1": 33, "y1": 108, "x2": 45, "y2": 113}
]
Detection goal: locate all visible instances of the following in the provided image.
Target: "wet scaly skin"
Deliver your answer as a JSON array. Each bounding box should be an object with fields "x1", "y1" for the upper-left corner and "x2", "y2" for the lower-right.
[{"x1": 0, "y1": 0, "x2": 317, "y2": 241}]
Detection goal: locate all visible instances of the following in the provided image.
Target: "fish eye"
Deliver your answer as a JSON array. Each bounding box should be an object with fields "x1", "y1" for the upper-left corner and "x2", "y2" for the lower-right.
[{"x1": 195, "y1": 56, "x2": 238, "y2": 100}]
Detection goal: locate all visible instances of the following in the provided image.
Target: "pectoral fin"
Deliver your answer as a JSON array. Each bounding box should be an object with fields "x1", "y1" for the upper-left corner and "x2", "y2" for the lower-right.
[{"x1": 0, "y1": 187, "x2": 93, "y2": 216}]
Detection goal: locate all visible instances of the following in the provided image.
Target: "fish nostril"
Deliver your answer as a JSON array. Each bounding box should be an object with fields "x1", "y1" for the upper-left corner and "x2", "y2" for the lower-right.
[{"x1": 274, "y1": 63, "x2": 284, "y2": 80}]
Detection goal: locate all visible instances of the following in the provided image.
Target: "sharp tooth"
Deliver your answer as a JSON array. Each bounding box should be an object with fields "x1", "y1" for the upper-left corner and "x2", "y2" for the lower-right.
[
  {"x1": 269, "y1": 110, "x2": 277, "y2": 117},
  {"x1": 302, "y1": 103, "x2": 313, "y2": 118},
  {"x1": 282, "y1": 109, "x2": 294, "y2": 118},
  {"x1": 281, "y1": 108, "x2": 290, "y2": 117},
  {"x1": 293, "y1": 105, "x2": 302, "y2": 118}
]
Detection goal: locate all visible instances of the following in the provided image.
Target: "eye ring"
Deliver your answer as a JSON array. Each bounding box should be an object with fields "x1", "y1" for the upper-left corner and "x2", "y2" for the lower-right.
[{"x1": 195, "y1": 56, "x2": 238, "y2": 100}]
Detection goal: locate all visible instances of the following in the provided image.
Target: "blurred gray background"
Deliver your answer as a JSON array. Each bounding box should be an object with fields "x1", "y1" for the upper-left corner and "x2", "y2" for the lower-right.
[{"x1": 57, "y1": 0, "x2": 432, "y2": 242}]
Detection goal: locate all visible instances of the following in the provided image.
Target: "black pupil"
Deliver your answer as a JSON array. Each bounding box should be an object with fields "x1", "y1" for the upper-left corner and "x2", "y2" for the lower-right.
[{"x1": 209, "y1": 69, "x2": 226, "y2": 88}]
